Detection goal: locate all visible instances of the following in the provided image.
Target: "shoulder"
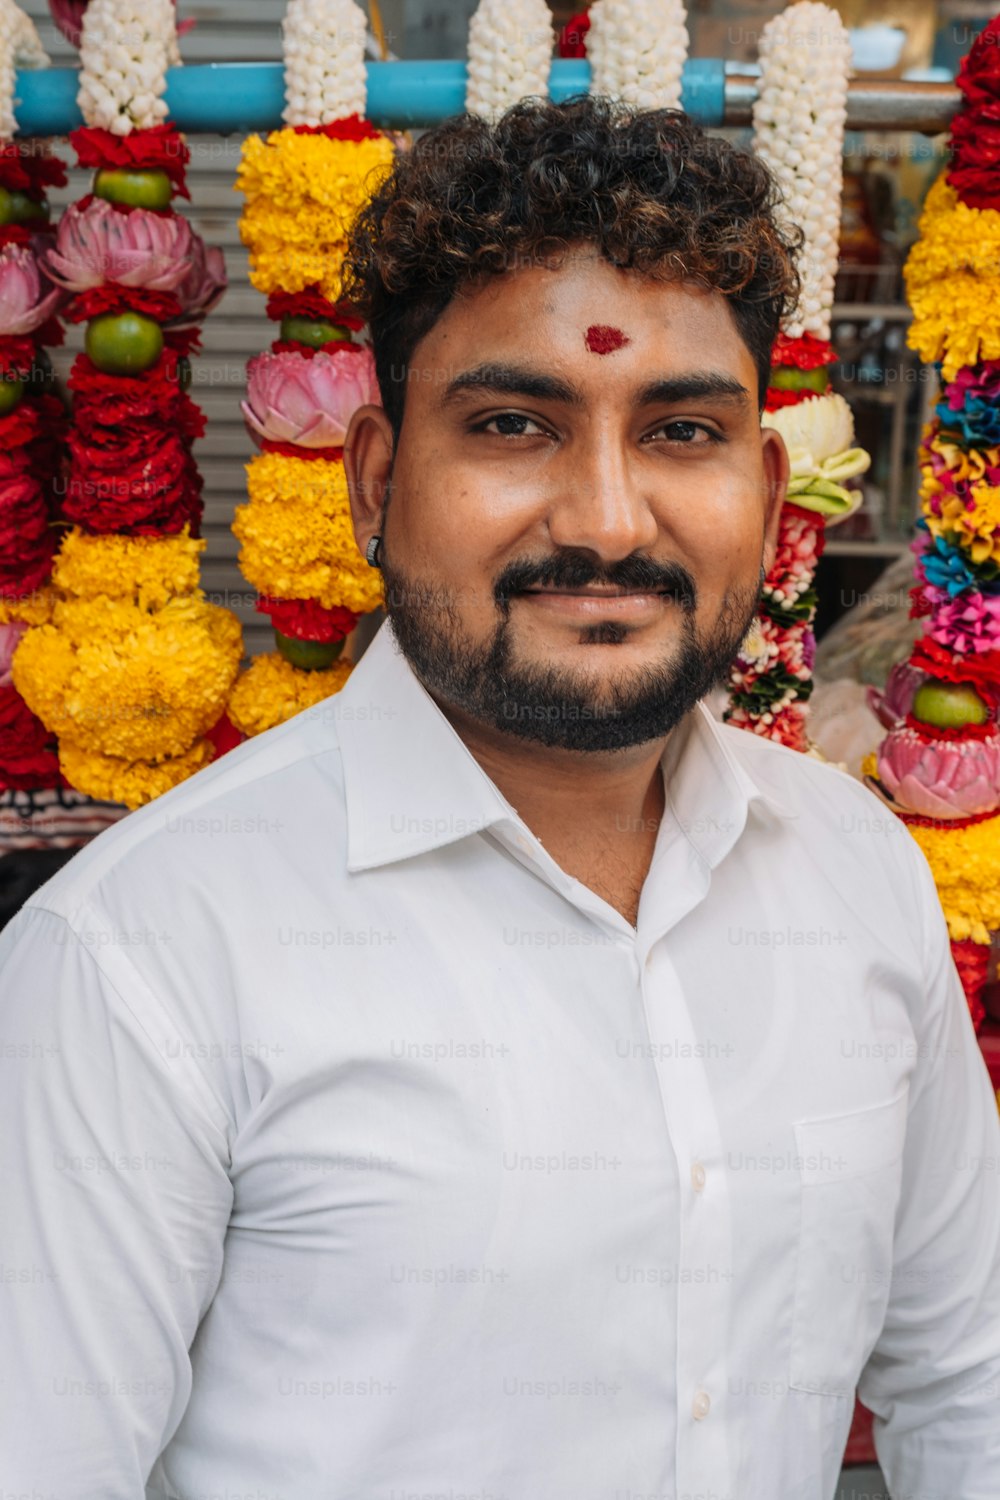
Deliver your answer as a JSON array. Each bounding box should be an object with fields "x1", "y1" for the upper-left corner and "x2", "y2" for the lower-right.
[
  {"x1": 20, "y1": 702, "x2": 349, "y2": 930},
  {"x1": 710, "y1": 712, "x2": 944, "y2": 958}
]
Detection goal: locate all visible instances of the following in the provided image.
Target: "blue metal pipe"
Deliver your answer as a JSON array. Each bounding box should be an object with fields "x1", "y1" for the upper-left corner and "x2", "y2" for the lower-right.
[{"x1": 12, "y1": 57, "x2": 727, "y2": 137}]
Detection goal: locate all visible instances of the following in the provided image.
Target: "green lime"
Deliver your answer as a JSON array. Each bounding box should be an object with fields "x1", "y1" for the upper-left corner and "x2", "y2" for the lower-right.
[
  {"x1": 85, "y1": 313, "x2": 164, "y2": 376},
  {"x1": 94, "y1": 168, "x2": 173, "y2": 211},
  {"x1": 275, "y1": 631, "x2": 346, "y2": 671},
  {"x1": 769, "y1": 366, "x2": 830, "y2": 394},
  {"x1": 279, "y1": 315, "x2": 352, "y2": 350},
  {"x1": 0, "y1": 375, "x2": 24, "y2": 414},
  {"x1": 912, "y1": 681, "x2": 990, "y2": 730}
]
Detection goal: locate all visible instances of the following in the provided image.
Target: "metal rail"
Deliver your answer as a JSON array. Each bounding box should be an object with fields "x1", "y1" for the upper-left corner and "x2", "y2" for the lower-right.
[{"x1": 11, "y1": 59, "x2": 959, "y2": 137}]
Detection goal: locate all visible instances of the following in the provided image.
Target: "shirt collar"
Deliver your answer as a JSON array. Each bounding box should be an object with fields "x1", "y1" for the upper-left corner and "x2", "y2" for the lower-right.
[{"x1": 333, "y1": 620, "x2": 795, "y2": 874}]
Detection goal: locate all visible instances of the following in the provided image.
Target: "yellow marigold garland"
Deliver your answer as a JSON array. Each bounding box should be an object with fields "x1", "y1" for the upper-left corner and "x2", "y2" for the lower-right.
[
  {"x1": 237, "y1": 131, "x2": 395, "y2": 302},
  {"x1": 13, "y1": 595, "x2": 242, "y2": 765},
  {"x1": 59, "y1": 736, "x2": 216, "y2": 808},
  {"x1": 51, "y1": 528, "x2": 205, "y2": 608},
  {"x1": 227, "y1": 651, "x2": 353, "y2": 738},
  {"x1": 234, "y1": 453, "x2": 383, "y2": 614},
  {"x1": 0, "y1": 587, "x2": 57, "y2": 627},
  {"x1": 906, "y1": 176, "x2": 1000, "y2": 380},
  {"x1": 905, "y1": 813, "x2": 1000, "y2": 945}
]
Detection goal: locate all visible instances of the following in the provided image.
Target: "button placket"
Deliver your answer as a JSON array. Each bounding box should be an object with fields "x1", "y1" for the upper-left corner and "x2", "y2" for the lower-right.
[{"x1": 638, "y1": 942, "x2": 733, "y2": 1499}]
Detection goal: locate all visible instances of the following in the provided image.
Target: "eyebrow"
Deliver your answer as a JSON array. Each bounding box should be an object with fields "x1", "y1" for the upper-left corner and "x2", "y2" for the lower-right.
[{"x1": 439, "y1": 362, "x2": 750, "y2": 410}]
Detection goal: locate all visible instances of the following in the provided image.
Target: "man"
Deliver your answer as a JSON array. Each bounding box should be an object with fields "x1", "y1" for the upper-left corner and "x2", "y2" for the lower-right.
[{"x1": 1, "y1": 98, "x2": 998, "y2": 1500}]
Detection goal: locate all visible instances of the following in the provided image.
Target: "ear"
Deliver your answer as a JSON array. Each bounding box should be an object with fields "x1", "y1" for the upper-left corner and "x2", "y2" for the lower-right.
[
  {"x1": 759, "y1": 426, "x2": 790, "y2": 575},
  {"x1": 344, "y1": 404, "x2": 394, "y2": 557}
]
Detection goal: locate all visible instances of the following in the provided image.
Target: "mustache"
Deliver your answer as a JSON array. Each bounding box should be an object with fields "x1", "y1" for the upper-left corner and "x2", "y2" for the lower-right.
[{"x1": 495, "y1": 552, "x2": 697, "y2": 611}]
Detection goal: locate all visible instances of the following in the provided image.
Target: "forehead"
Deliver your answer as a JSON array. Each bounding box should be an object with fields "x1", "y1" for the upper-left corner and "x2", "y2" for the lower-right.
[{"x1": 412, "y1": 248, "x2": 753, "y2": 383}]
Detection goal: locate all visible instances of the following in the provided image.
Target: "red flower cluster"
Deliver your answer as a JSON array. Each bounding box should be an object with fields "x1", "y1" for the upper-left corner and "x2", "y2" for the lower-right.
[
  {"x1": 558, "y1": 10, "x2": 590, "y2": 57},
  {"x1": 949, "y1": 17, "x2": 1000, "y2": 210},
  {"x1": 256, "y1": 595, "x2": 359, "y2": 643},
  {"x1": 70, "y1": 125, "x2": 191, "y2": 197},
  {"x1": 0, "y1": 142, "x2": 67, "y2": 195},
  {"x1": 266, "y1": 289, "x2": 364, "y2": 329},
  {"x1": 0, "y1": 684, "x2": 62, "y2": 789}
]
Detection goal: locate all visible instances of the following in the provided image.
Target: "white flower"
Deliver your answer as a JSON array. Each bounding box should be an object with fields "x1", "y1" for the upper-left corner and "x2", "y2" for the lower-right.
[
  {"x1": 587, "y1": 0, "x2": 688, "y2": 109},
  {"x1": 752, "y1": 1, "x2": 851, "y2": 340},
  {"x1": 283, "y1": 0, "x2": 367, "y2": 127},
  {"x1": 466, "y1": 0, "x2": 554, "y2": 122},
  {"x1": 78, "y1": 0, "x2": 179, "y2": 134},
  {"x1": 764, "y1": 391, "x2": 859, "y2": 473},
  {"x1": 0, "y1": 0, "x2": 48, "y2": 141}
]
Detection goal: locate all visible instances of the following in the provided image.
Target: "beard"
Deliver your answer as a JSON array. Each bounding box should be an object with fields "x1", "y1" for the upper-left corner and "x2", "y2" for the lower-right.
[{"x1": 379, "y1": 539, "x2": 761, "y2": 753}]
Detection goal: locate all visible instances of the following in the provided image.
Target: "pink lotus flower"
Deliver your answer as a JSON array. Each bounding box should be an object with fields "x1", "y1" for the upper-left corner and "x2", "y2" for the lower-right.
[
  {"x1": 0, "y1": 244, "x2": 66, "y2": 336},
  {"x1": 48, "y1": 0, "x2": 194, "y2": 47},
  {"x1": 242, "y1": 347, "x2": 380, "y2": 449},
  {"x1": 0, "y1": 622, "x2": 26, "y2": 687},
  {"x1": 45, "y1": 199, "x2": 194, "y2": 294},
  {"x1": 867, "y1": 660, "x2": 924, "y2": 729},
  {"x1": 876, "y1": 724, "x2": 1000, "y2": 818},
  {"x1": 171, "y1": 234, "x2": 227, "y2": 326}
]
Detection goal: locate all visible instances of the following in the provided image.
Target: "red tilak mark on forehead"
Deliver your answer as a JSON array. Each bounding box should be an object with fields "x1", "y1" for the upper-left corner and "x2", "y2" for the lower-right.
[{"x1": 585, "y1": 324, "x2": 630, "y2": 355}]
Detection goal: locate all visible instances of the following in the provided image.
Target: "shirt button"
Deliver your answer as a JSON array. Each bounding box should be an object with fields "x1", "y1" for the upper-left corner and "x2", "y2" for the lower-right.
[
  {"x1": 692, "y1": 1389, "x2": 711, "y2": 1421},
  {"x1": 691, "y1": 1160, "x2": 707, "y2": 1193}
]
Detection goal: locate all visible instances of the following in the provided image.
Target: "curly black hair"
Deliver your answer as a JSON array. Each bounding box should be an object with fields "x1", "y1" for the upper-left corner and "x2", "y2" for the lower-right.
[{"x1": 343, "y1": 96, "x2": 802, "y2": 439}]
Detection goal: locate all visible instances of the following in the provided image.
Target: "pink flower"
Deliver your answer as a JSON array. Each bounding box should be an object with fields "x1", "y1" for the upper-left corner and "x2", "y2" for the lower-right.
[
  {"x1": 867, "y1": 661, "x2": 923, "y2": 729},
  {"x1": 242, "y1": 347, "x2": 380, "y2": 449},
  {"x1": 0, "y1": 622, "x2": 26, "y2": 687},
  {"x1": 0, "y1": 245, "x2": 66, "y2": 335},
  {"x1": 169, "y1": 233, "x2": 227, "y2": 327},
  {"x1": 928, "y1": 592, "x2": 1000, "y2": 654},
  {"x1": 45, "y1": 199, "x2": 194, "y2": 294},
  {"x1": 876, "y1": 724, "x2": 1000, "y2": 818}
]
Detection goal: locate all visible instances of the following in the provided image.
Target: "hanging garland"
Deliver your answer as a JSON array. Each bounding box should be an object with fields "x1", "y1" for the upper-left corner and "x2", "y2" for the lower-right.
[
  {"x1": 466, "y1": 0, "x2": 554, "y2": 121},
  {"x1": 0, "y1": 1, "x2": 69, "y2": 795},
  {"x1": 12, "y1": 0, "x2": 239, "y2": 810},
  {"x1": 227, "y1": 0, "x2": 392, "y2": 737},
  {"x1": 866, "y1": 17, "x2": 1000, "y2": 1030},
  {"x1": 723, "y1": 2, "x2": 869, "y2": 753},
  {"x1": 586, "y1": 0, "x2": 687, "y2": 109}
]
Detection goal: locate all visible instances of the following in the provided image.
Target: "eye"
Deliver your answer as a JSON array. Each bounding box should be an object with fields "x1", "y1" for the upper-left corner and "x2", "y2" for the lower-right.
[
  {"x1": 473, "y1": 412, "x2": 552, "y2": 438},
  {"x1": 646, "y1": 419, "x2": 722, "y2": 446}
]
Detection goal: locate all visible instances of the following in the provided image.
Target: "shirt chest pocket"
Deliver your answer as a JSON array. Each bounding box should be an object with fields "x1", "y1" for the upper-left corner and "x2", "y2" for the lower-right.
[{"x1": 789, "y1": 1086, "x2": 910, "y2": 1397}]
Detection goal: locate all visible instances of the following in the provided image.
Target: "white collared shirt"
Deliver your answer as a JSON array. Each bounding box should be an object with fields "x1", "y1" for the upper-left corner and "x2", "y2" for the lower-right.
[{"x1": 1, "y1": 620, "x2": 998, "y2": 1500}]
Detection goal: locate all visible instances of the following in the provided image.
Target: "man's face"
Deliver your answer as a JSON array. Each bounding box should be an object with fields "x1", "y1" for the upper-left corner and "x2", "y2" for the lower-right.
[{"x1": 346, "y1": 246, "x2": 787, "y2": 751}]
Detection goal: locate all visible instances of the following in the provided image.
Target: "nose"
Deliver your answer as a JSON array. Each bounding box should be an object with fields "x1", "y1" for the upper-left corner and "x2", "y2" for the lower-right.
[{"x1": 545, "y1": 423, "x2": 659, "y2": 561}]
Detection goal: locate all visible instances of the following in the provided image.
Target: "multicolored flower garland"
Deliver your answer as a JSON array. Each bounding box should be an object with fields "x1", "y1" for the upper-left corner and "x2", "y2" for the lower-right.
[
  {"x1": 867, "y1": 16, "x2": 1000, "y2": 1029},
  {"x1": 724, "y1": 2, "x2": 869, "y2": 753},
  {"x1": 0, "y1": 3, "x2": 69, "y2": 794},
  {"x1": 227, "y1": 0, "x2": 390, "y2": 737},
  {"x1": 12, "y1": 0, "x2": 240, "y2": 809}
]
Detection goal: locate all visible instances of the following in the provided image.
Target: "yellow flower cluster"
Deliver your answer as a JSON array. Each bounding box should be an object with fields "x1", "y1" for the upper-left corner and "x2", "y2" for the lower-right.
[
  {"x1": 238, "y1": 129, "x2": 395, "y2": 301},
  {"x1": 59, "y1": 737, "x2": 216, "y2": 810},
  {"x1": 924, "y1": 484, "x2": 1000, "y2": 564},
  {"x1": 234, "y1": 451, "x2": 384, "y2": 614},
  {"x1": 52, "y1": 529, "x2": 206, "y2": 609},
  {"x1": 904, "y1": 811, "x2": 1000, "y2": 945},
  {"x1": 228, "y1": 651, "x2": 353, "y2": 737},
  {"x1": 905, "y1": 176, "x2": 1000, "y2": 380},
  {"x1": 13, "y1": 594, "x2": 243, "y2": 764},
  {"x1": 0, "y1": 586, "x2": 56, "y2": 626}
]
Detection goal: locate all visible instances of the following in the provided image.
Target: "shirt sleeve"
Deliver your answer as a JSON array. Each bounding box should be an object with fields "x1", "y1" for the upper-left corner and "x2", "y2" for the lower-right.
[
  {"x1": 0, "y1": 902, "x2": 235, "y2": 1497},
  {"x1": 857, "y1": 835, "x2": 1000, "y2": 1499}
]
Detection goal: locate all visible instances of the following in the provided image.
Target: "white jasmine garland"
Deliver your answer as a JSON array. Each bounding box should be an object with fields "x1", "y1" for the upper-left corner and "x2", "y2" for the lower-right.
[
  {"x1": 78, "y1": 0, "x2": 180, "y2": 136},
  {"x1": 587, "y1": 0, "x2": 688, "y2": 110},
  {"x1": 283, "y1": 0, "x2": 367, "y2": 128},
  {"x1": 466, "y1": 0, "x2": 554, "y2": 122},
  {"x1": 753, "y1": 1, "x2": 850, "y2": 341},
  {"x1": 0, "y1": 0, "x2": 47, "y2": 141}
]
